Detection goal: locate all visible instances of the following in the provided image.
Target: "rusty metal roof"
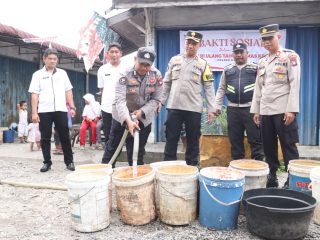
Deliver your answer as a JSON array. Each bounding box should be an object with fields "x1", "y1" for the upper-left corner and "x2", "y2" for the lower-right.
[{"x1": 0, "y1": 22, "x2": 77, "y2": 56}]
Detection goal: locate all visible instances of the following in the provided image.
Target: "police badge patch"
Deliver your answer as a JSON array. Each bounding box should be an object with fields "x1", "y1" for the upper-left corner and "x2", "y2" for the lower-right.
[
  {"x1": 289, "y1": 54, "x2": 297, "y2": 67},
  {"x1": 119, "y1": 77, "x2": 127, "y2": 85}
]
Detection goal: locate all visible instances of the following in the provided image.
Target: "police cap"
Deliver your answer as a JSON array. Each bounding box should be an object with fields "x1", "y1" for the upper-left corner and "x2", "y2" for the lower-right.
[
  {"x1": 233, "y1": 43, "x2": 247, "y2": 52},
  {"x1": 136, "y1": 47, "x2": 156, "y2": 65},
  {"x1": 259, "y1": 24, "x2": 279, "y2": 37},
  {"x1": 185, "y1": 31, "x2": 203, "y2": 43}
]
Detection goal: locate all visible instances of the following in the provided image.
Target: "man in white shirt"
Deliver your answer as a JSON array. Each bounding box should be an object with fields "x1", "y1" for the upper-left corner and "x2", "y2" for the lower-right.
[
  {"x1": 97, "y1": 42, "x2": 124, "y2": 146},
  {"x1": 29, "y1": 48, "x2": 76, "y2": 172}
]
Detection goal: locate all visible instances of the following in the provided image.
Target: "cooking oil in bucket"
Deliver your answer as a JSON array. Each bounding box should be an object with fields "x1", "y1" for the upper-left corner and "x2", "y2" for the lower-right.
[
  {"x1": 288, "y1": 160, "x2": 320, "y2": 194},
  {"x1": 65, "y1": 171, "x2": 111, "y2": 232},
  {"x1": 156, "y1": 165, "x2": 198, "y2": 225},
  {"x1": 229, "y1": 159, "x2": 269, "y2": 191},
  {"x1": 112, "y1": 165, "x2": 156, "y2": 225},
  {"x1": 310, "y1": 167, "x2": 320, "y2": 225},
  {"x1": 75, "y1": 164, "x2": 113, "y2": 212}
]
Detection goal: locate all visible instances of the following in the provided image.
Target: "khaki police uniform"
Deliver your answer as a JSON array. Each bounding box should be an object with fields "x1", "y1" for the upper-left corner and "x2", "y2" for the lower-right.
[
  {"x1": 161, "y1": 53, "x2": 215, "y2": 165},
  {"x1": 102, "y1": 65, "x2": 163, "y2": 166},
  {"x1": 215, "y1": 61, "x2": 264, "y2": 160},
  {"x1": 250, "y1": 47, "x2": 300, "y2": 172}
]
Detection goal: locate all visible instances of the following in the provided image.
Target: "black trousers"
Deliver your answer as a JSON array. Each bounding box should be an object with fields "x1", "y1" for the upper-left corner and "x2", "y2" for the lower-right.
[
  {"x1": 261, "y1": 114, "x2": 299, "y2": 173},
  {"x1": 38, "y1": 112, "x2": 73, "y2": 165},
  {"x1": 101, "y1": 119, "x2": 151, "y2": 167},
  {"x1": 101, "y1": 110, "x2": 112, "y2": 144},
  {"x1": 227, "y1": 106, "x2": 264, "y2": 160},
  {"x1": 164, "y1": 109, "x2": 201, "y2": 166}
]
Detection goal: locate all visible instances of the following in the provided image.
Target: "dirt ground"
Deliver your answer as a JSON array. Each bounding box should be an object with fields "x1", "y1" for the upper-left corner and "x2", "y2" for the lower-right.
[{"x1": 0, "y1": 143, "x2": 319, "y2": 240}]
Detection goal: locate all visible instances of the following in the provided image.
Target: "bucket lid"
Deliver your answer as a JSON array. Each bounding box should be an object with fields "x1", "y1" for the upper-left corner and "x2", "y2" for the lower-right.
[
  {"x1": 65, "y1": 171, "x2": 109, "y2": 183},
  {"x1": 200, "y1": 167, "x2": 244, "y2": 181},
  {"x1": 158, "y1": 165, "x2": 198, "y2": 175},
  {"x1": 289, "y1": 159, "x2": 320, "y2": 169},
  {"x1": 310, "y1": 167, "x2": 320, "y2": 181}
]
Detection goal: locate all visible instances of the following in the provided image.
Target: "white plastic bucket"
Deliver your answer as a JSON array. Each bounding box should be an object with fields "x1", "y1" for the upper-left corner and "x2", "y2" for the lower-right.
[
  {"x1": 150, "y1": 160, "x2": 187, "y2": 216},
  {"x1": 150, "y1": 160, "x2": 186, "y2": 169},
  {"x1": 288, "y1": 160, "x2": 320, "y2": 194},
  {"x1": 65, "y1": 171, "x2": 111, "y2": 232},
  {"x1": 112, "y1": 165, "x2": 156, "y2": 225},
  {"x1": 310, "y1": 166, "x2": 320, "y2": 225},
  {"x1": 229, "y1": 159, "x2": 269, "y2": 191},
  {"x1": 156, "y1": 165, "x2": 198, "y2": 225},
  {"x1": 75, "y1": 164, "x2": 113, "y2": 212}
]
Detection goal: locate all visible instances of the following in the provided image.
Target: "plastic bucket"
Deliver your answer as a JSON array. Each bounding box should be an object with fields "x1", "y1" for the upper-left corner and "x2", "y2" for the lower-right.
[
  {"x1": 229, "y1": 159, "x2": 269, "y2": 191},
  {"x1": 199, "y1": 167, "x2": 245, "y2": 230},
  {"x1": 151, "y1": 160, "x2": 186, "y2": 216},
  {"x1": 3, "y1": 130, "x2": 15, "y2": 143},
  {"x1": 150, "y1": 160, "x2": 186, "y2": 169},
  {"x1": 310, "y1": 167, "x2": 320, "y2": 225},
  {"x1": 112, "y1": 165, "x2": 156, "y2": 225},
  {"x1": 288, "y1": 160, "x2": 320, "y2": 195},
  {"x1": 76, "y1": 164, "x2": 113, "y2": 212},
  {"x1": 156, "y1": 165, "x2": 198, "y2": 225},
  {"x1": 65, "y1": 171, "x2": 111, "y2": 232}
]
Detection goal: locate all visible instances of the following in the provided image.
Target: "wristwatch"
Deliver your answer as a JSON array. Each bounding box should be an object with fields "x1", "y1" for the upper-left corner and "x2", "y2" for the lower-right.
[{"x1": 70, "y1": 107, "x2": 76, "y2": 111}]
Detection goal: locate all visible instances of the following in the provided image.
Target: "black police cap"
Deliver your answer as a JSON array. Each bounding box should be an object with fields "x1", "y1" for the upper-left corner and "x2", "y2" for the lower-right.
[
  {"x1": 136, "y1": 47, "x2": 156, "y2": 65},
  {"x1": 233, "y1": 43, "x2": 247, "y2": 52}
]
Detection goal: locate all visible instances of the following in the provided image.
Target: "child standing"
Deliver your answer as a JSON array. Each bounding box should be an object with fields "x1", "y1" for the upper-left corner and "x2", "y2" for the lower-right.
[
  {"x1": 80, "y1": 93, "x2": 101, "y2": 149},
  {"x1": 17, "y1": 101, "x2": 28, "y2": 143},
  {"x1": 27, "y1": 122, "x2": 41, "y2": 151}
]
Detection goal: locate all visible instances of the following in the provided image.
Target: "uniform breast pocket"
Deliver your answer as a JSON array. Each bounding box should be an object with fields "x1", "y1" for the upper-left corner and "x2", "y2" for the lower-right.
[
  {"x1": 273, "y1": 66, "x2": 287, "y2": 82},
  {"x1": 126, "y1": 85, "x2": 138, "y2": 95},
  {"x1": 245, "y1": 68, "x2": 257, "y2": 76},
  {"x1": 171, "y1": 65, "x2": 181, "y2": 80},
  {"x1": 191, "y1": 68, "x2": 201, "y2": 84}
]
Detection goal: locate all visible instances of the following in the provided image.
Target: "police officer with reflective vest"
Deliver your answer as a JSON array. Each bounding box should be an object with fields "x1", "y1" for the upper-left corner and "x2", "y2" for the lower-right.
[
  {"x1": 101, "y1": 47, "x2": 163, "y2": 167},
  {"x1": 160, "y1": 31, "x2": 215, "y2": 166},
  {"x1": 250, "y1": 24, "x2": 300, "y2": 188},
  {"x1": 215, "y1": 43, "x2": 264, "y2": 161}
]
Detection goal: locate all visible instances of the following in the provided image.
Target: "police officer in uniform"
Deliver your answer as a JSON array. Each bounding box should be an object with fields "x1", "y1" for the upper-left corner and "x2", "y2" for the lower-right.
[
  {"x1": 101, "y1": 47, "x2": 163, "y2": 167},
  {"x1": 160, "y1": 31, "x2": 215, "y2": 166},
  {"x1": 250, "y1": 24, "x2": 300, "y2": 188},
  {"x1": 215, "y1": 43, "x2": 264, "y2": 161}
]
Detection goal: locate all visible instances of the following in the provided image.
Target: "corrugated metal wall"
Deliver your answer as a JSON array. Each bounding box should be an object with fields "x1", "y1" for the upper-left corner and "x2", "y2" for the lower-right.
[
  {"x1": 0, "y1": 56, "x2": 37, "y2": 127},
  {"x1": 156, "y1": 27, "x2": 320, "y2": 145},
  {"x1": 0, "y1": 56, "x2": 98, "y2": 127}
]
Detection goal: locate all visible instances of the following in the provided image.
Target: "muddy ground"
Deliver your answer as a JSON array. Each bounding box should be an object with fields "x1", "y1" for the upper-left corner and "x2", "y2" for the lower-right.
[{"x1": 0, "y1": 143, "x2": 319, "y2": 240}]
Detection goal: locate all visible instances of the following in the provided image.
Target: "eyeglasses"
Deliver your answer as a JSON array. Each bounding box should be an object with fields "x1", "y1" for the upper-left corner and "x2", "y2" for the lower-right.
[{"x1": 262, "y1": 36, "x2": 274, "y2": 42}]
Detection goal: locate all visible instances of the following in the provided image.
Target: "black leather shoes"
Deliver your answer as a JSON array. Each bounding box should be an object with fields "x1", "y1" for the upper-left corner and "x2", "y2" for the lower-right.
[
  {"x1": 66, "y1": 162, "x2": 75, "y2": 171},
  {"x1": 266, "y1": 173, "x2": 279, "y2": 188},
  {"x1": 40, "y1": 163, "x2": 51, "y2": 172}
]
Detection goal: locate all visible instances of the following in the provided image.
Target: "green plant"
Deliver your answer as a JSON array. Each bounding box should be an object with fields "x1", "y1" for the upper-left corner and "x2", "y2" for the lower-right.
[{"x1": 201, "y1": 105, "x2": 228, "y2": 135}]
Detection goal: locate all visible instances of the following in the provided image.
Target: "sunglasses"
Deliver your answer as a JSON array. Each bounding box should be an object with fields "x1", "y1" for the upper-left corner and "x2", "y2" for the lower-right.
[{"x1": 262, "y1": 36, "x2": 274, "y2": 42}]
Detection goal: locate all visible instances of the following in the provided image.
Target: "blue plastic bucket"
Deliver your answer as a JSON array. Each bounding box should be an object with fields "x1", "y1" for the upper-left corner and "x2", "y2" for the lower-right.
[
  {"x1": 199, "y1": 167, "x2": 245, "y2": 230},
  {"x1": 3, "y1": 130, "x2": 15, "y2": 143},
  {"x1": 288, "y1": 160, "x2": 320, "y2": 195}
]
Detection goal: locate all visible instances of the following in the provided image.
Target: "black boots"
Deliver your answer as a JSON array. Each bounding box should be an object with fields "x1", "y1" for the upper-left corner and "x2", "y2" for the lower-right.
[
  {"x1": 266, "y1": 172, "x2": 279, "y2": 188},
  {"x1": 40, "y1": 163, "x2": 51, "y2": 172}
]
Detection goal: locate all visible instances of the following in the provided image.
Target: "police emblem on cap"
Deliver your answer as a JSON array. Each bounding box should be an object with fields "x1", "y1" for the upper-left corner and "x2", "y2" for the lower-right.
[
  {"x1": 236, "y1": 44, "x2": 241, "y2": 48},
  {"x1": 191, "y1": 32, "x2": 196, "y2": 37},
  {"x1": 262, "y1": 28, "x2": 267, "y2": 33},
  {"x1": 144, "y1": 53, "x2": 150, "y2": 59}
]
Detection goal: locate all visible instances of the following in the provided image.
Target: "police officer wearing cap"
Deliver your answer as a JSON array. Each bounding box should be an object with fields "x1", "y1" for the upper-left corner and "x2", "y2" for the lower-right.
[
  {"x1": 160, "y1": 31, "x2": 215, "y2": 166},
  {"x1": 250, "y1": 24, "x2": 300, "y2": 188},
  {"x1": 215, "y1": 43, "x2": 264, "y2": 161},
  {"x1": 101, "y1": 47, "x2": 163, "y2": 167}
]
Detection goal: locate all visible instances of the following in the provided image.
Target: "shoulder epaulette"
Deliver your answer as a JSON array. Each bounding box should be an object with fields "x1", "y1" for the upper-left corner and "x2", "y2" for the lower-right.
[
  {"x1": 283, "y1": 48, "x2": 295, "y2": 53},
  {"x1": 224, "y1": 64, "x2": 234, "y2": 70}
]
